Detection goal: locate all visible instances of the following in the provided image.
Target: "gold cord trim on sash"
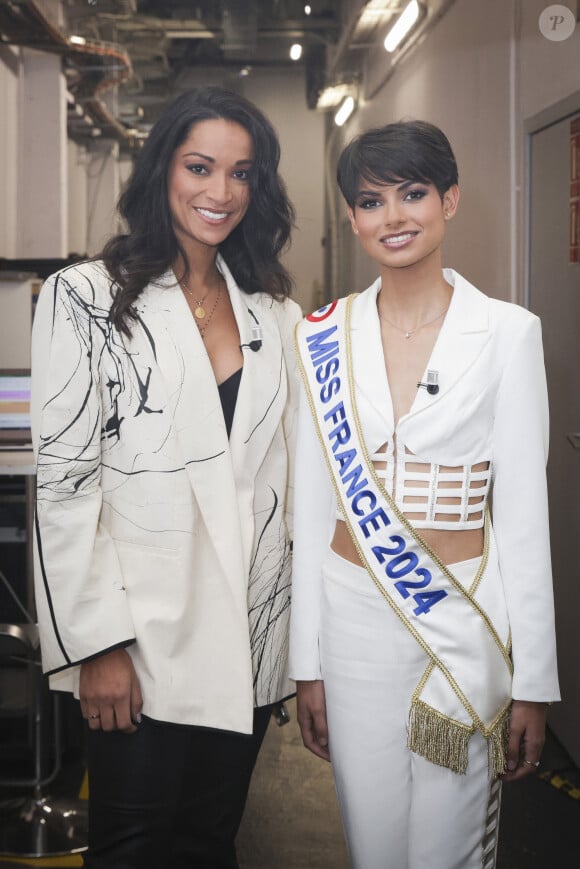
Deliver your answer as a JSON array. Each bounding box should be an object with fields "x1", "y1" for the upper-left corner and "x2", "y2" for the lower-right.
[
  {"x1": 339, "y1": 295, "x2": 511, "y2": 727},
  {"x1": 409, "y1": 664, "x2": 510, "y2": 775},
  {"x1": 487, "y1": 706, "x2": 511, "y2": 778},
  {"x1": 343, "y1": 295, "x2": 511, "y2": 678},
  {"x1": 294, "y1": 298, "x2": 513, "y2": 775},
  {"x1": 295, "y1": 306, "x2": 485, "y2": 731}
]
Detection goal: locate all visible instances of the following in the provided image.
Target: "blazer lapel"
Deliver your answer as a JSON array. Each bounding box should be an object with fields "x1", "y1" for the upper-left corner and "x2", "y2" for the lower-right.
[
  {"x1": 134, "y1": 269, "x2": 246, "y2": 582},
  {"x1": 351, "y1": 278, "x2": 395, "y2": 437},
  {"x1": 406, "y1": 269, "x2": 492, "y2": 420},
  {"x1": 349, "y1": 271, "x2": 492, "y2": 441},
  {"x1": 221, "y1": 259, "x2": 287, "y2": 556}
]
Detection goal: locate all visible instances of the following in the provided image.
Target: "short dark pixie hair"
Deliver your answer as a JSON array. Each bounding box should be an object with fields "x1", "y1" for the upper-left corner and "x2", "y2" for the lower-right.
[{"x1": 337, "y1": 120, "x2": 458, "y2": 207}]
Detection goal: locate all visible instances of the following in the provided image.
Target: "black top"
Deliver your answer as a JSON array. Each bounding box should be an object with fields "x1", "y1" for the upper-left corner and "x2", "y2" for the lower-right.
[{"x1": 218, "y1": 368, "x2": 242, "y2": 438}]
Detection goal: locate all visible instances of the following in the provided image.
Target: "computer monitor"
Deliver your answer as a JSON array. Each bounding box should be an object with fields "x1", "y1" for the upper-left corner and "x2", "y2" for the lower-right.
[{"x1": 0, "y1": 369, "x2": 32, "y2": 446}]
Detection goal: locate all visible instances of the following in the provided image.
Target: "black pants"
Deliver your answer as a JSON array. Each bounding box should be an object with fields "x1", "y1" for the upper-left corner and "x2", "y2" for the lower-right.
[{"x1": 83, "y1": 706, "x2": 272, "y2": 869}]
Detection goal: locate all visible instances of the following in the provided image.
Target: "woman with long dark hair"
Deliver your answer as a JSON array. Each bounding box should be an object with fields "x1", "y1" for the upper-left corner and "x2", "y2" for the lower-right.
[
  {"x1": 31, "y1": 86, "x2": 301, "y2": 868},
  {"x1": 290, "y1": 120, "x2": 559, "y2": 868}
]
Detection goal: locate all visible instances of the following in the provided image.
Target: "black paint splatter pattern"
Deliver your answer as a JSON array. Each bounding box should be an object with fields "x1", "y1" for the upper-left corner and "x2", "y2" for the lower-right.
[
  {"x1": 35, "y1": 263, "x2": 293, "y2": 703},
  {"x1": 249, "y1": 487, "x2": 292, "y2": 705}
]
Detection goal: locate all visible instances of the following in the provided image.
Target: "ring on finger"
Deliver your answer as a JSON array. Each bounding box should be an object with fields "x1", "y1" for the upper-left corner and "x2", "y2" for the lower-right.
[
  {"x1": 523, "y1": 759, "x2": 540, "y2": 768},
  {"x1": 88, "y1": 712, "x2": 101, "y2": 720}
]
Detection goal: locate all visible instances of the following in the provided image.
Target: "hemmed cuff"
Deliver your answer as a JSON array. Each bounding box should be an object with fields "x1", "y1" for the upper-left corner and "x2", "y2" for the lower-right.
[{"x1": 44, "y1": 637, "x2": 136, "y2": 676}]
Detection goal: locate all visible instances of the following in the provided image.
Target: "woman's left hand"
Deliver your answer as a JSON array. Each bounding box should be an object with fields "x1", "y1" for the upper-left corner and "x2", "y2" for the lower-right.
[{"x1": 500, "y1": 700, "x2": 548, "y2": 782}]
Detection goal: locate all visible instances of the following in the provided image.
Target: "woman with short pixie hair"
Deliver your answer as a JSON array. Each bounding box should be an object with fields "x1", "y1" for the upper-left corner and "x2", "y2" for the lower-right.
[
  {"x1": 32, "y1": 86, "x2": 301, "y2": 868},
  {"x1": 290, "y1": 120, "x2": 559, "y2": 869}
]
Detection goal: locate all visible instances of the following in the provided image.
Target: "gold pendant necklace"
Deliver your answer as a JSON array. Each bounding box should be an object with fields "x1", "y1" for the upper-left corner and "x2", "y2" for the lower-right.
[
  {"x1": 378, "y1": 305, "x2": 449, "y2": 338},
  {"x1": 181, "y1": 281, "x2": 209, "y2": 319},
  {"x1": 180, "y1": 275, "x2": 225, "y2": 337},
  {"x1": 197, "y1": 284, "x2": 222, "y2": 339}
]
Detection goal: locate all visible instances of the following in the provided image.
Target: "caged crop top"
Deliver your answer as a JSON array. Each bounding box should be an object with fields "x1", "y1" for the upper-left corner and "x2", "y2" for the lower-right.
[
  {"x1": 331, "y1": 277, "x2": 494, "y2": 533},
  {"x1": 336, "y1": 434, "x2": 491, "y2": 531},
  {"x1": 370, "y1": 436, "x2": 490, "y2": 530}
]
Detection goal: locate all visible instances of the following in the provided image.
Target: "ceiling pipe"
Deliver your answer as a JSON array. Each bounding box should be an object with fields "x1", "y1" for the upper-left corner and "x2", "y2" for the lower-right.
[{"x1": 0, "y1": 0, "x2": 134, "y2": 142}]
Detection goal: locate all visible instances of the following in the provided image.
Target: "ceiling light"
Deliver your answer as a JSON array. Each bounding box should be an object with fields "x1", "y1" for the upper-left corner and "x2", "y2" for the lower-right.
[
  {"x1": 334, "y1": 96, "x2": 355, "y2": 127},
  {"x1": 304, "y1": 4, "x2": 312, "y2": 13},
  {"x1": 360, "y1": 0, "x2": 395, "y2": 25},
  {"x1": 384, "y1": 0, "x2": 421, "y2": 53},
  {"x1": 316, "y1": 82, "x2": 355, "y2": 110},
  {"x1": 290, "y1": 43, "x2": 303, "y2": 61},
  {"x1": 69, "y1": 35, "x2": 87, "y2": 46}
]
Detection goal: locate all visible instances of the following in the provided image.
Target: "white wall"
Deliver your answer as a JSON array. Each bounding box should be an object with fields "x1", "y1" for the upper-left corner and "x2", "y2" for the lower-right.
[
  {"x1": 3, "y1": 0, "x2": 576, "y2": 304},
  {"x1": 85, "y1": 139, "x2": 121, "y2": 257},
  {"x1": 67, "y1": 140, "x2": 89, "y2": 257},
  {"x1": 0, "y1": 40, "x2": 125, "y2": 263},
  {"x1": 326, "y1": 0, "x2": 580, "y2": 303},
  {"x1": 69, "y1": 143, "x2": 132, "y2": 259},
  {"x1": 244, "y1": 68, "x2": 325, "y2": 313},
  {"x1": 1, "y1": 43, "x2": 70, "y2": 261},
  {"x1": 17, "y1": 48, "x2": 68, "y2": 258},
  {"x1": 519, "y1": 0, "x2": 580, "y2": 121},
  {"x1": 516, "y1": 0, "x2": 580, "y2": 287},
  {"x1": 0, "y1": 278, "x2": 34, "y2": 368},
  {"x1": 0, "y1": 45, "x2": 21, "y2": 259},
  {"x1": 0, "y1": 34, "x2": 324, "y2": 310}
]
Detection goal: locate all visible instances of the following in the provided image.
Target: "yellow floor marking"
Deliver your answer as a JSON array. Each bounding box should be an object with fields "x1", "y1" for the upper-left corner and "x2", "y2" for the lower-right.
[
  {"x1": 539, "y1": 770, "x2": 580, "y2": 801},
  {"x1": 0, "y1": 858, "x2": 83, "y2": 867},
  {"x1": 78, "y1": 770, "x2": 89, "y2": 802}
]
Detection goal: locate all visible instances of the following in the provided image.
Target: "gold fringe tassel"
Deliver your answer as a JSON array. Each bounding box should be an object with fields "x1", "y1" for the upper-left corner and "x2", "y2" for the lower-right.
[
  {"x1": 408, "y1": 700, "x2": 510, "y2": 776},
  {"x1": 487, "y1": 705, "x2": 511, "y2": 778},
  {"x1": 408, "y1": 700, "x2": 472, "y2": 774}
]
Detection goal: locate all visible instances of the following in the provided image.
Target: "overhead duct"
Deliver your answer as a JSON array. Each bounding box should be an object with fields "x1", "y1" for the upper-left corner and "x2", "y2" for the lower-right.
[
  {"x1": 305, "y1": 42, "x2": 327, "y2": 110},
  {"x1": 0, "y1": 0, "x2": 133, "y2": 142},
  {"x1": 221, "y1": 0, "x2": 257, "y2": 60}
]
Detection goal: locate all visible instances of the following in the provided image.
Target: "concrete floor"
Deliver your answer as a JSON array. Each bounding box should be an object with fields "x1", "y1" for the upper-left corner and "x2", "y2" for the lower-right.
[
  {"x1": 1, "y1": 697, "x2": 578, "y2": 868},
  {"x1": 237, "y1": 700, "x2": 349, "y2": 869},
  {"x1": 237, "y1": 699, "x2": 580, "y2": 869}
]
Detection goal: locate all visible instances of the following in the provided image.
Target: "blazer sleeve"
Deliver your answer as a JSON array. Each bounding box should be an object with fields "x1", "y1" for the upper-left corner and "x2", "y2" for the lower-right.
[
  {"x1": 273, "y1": 297, "x2": 303, "y2": 539},
  {"x1": 288, "y1": 382, "x2": 335, "y2": 681},
  {"x1": 491, "y1": 313, "x2": 560, "y2": 702},
  {"x1": 31, "y1": 268, "x2": 135, "y2": 675}
]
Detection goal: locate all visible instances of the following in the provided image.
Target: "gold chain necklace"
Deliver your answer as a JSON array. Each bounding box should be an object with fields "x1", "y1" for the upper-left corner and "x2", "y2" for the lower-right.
[
  {"x1": 378, "y1": 305, "x2": 448, "y2": 339},
  {"x1": 195, "y1": 284, "x2": 222, "y2": 339},
  {"x1": 180, "y1": 276, "x2": 224, "y2": 338},
  {"x1": 181, "y1": 281, "x2": 211, "y2": 320}
]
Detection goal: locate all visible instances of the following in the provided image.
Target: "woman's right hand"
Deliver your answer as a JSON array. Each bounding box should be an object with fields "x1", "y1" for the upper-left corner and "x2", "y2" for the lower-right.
[
  {"x1": 80, "y1": 647, "x2": 143, "y2": 734},
  {"x1": 296, "y1": 679, "x2": 330, "y2": 762}
]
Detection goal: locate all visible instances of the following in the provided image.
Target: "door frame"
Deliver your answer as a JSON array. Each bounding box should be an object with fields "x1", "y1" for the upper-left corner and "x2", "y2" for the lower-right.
[
  {"x1": 524, "y1": 90, "x2": 580, "y2": 307},
  {"x1": 524, "y1": 92, "x2": 580, "y2": 764}
]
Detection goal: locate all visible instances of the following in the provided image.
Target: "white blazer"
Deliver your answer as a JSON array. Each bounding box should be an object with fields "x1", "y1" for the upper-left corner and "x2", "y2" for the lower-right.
[
  {"x1": 31, "y1": 256, "x2": 302, "y2": 733},
  {"x1": 289, "y1": 269, "x2": 560, "y2": 703}
]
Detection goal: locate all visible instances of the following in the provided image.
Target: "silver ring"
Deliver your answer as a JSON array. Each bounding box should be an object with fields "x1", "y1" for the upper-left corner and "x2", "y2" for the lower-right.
[
  {"x1": 523, "y1": 759, "x2": 540, "y2": 768},
  {"x1": 88, "y1": 712, "x2": 101, "y2": 720}
]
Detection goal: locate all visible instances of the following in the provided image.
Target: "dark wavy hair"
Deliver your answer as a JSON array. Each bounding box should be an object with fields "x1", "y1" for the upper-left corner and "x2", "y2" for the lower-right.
[
  {"x1": 101, "y1": 86, "x2": 295, "y2": 335},
  {"x1": 337, "y1": 120, "x2": 458, "y2": 207}
]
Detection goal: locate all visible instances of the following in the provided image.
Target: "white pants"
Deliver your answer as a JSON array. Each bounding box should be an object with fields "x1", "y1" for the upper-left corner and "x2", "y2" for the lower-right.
[{"x1": 320, "y1": 549, "x2": 501, "y2": 869}]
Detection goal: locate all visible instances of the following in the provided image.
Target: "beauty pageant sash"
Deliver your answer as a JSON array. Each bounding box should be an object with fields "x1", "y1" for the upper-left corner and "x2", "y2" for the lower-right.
[{"x1": 295, "y1": 296, "x2": 512, "y2": 775}]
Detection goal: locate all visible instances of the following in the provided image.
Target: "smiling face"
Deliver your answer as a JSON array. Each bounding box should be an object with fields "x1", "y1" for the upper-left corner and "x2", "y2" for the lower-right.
[
  {"x1": 167, "y1": 118, "x2": 253, "y2": 259},
  {"x1": 347, "y1": 179, "x2": 459, "y2": 272}
]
